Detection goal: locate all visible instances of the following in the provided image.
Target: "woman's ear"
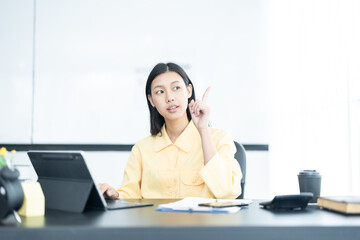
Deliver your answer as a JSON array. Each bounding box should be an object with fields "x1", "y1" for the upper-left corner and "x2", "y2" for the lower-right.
[
  {"x1": 187, "y1": 84, "x2": 193, "y2": 98},
  {"x1": 147, "y1": 94, "x2": 155, "y2": 108}
]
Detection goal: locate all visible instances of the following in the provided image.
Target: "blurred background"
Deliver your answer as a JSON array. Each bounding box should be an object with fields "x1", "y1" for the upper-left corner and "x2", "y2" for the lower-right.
[{"x1": 1, "y1": 0, "x2": 359, "y2": 199}]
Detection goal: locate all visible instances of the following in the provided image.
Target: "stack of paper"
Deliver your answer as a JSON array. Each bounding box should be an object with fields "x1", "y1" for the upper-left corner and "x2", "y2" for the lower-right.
[{"x1": 156, "y1": 197, "x2": 253, "y2": 213}]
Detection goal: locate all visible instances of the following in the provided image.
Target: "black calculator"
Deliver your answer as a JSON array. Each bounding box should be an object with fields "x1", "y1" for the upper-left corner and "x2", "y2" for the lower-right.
[{"x1": 259, "y1": 193, "x2": 314, "y2": 210}]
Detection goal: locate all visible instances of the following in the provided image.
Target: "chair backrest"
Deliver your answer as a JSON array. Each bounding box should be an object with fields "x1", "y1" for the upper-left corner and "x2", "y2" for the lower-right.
[{"x1": 234, "y1": 141, "x2": 246, "y2": 199}]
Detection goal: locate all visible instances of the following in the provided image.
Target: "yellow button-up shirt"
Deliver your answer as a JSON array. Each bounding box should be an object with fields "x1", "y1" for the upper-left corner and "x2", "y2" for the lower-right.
[{"x1": 117, "y1": 121, "x2": 242, "y2": 199}]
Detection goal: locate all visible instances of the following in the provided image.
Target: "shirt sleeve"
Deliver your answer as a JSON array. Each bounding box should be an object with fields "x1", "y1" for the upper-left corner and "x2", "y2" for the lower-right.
[
  {"x1": 116, "y1": 144, "x2": 143, "y2": 199},
  {"x1": 199, "y1": 132, "x2": 242, "y2": 199}
]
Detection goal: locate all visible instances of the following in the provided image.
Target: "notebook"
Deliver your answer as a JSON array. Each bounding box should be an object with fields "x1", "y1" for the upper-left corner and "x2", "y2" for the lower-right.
[
  {"x1": 27, "y1": 151, "x2": 153, "y2": 213},
  {"x1": 317, "y1": 196, "x2": 360, "y2": 214}
]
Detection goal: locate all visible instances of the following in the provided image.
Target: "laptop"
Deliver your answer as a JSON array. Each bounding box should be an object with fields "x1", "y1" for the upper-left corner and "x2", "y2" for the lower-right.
[{"x1": 27, "y1": 151, "x2": 153, "y2": 213}]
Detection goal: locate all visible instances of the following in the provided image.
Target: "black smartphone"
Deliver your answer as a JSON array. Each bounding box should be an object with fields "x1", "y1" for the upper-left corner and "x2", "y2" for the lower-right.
[{"x1": 198, "y1": 202, "x2": 249, "y2": 208}]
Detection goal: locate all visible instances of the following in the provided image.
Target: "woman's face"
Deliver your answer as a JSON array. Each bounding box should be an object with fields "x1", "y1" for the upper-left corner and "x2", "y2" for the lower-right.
[{"x1": 148, "y1": 71, "x2": 192, "y2": 122}]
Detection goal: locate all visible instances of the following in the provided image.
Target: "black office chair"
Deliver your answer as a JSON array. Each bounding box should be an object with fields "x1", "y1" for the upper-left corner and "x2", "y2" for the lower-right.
[{"x1": 234, "y1": 141, "x2": 246, "y2": 199}]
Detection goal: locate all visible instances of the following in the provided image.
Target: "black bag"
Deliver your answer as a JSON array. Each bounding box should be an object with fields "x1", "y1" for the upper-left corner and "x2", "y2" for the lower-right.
[{"x1": 0, "y1": 167, "x2": 24, "y2": 219}]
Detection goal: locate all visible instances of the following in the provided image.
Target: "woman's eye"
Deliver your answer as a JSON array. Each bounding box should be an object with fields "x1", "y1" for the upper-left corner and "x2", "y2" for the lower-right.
[
  {"x1": 156, "y1": 90, "x2": 164, "y2": 94},
  {"x1": 173, "y1": 86, "x2": 180, "y2": 91}
]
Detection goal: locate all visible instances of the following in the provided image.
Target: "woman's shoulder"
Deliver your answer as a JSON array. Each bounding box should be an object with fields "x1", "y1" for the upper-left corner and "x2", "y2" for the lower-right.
[{"x1": 132, "y1": 135, "x2": 157, "y2": 150}]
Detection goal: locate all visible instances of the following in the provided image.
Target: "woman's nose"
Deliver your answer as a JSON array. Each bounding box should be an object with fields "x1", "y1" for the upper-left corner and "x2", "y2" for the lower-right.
[{"x1": 166, "y1": 93, "x2": 174, "y2": 102}]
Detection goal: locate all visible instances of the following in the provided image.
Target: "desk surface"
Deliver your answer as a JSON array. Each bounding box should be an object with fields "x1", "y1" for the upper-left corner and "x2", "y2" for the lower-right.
[{"x1": 1, "y1": 199, "x2": 360, "y2": 240}]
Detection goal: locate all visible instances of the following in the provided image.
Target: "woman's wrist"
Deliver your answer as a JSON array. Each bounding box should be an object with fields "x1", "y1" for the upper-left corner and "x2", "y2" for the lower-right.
[
  {"x1": 199, "y1": 126, "x2": 216, "y2": 165},
  {"x1": 198, "y1": 126, "x2": 210, "y2": 137}
]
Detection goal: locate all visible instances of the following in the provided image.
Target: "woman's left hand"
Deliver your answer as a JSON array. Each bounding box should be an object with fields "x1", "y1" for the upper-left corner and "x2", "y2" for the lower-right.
[{"x1": 189, "y1": 87, "x2": 211, "y2": 132}]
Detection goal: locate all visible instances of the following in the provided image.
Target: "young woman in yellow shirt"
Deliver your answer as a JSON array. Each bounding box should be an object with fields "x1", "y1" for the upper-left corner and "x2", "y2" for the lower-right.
[{"x1": 99, "y1": 63, "x2": 242, "y2": 199}]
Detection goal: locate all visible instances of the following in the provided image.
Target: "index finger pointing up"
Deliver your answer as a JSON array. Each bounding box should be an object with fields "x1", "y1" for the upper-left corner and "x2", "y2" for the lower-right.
[{"x1": 202, "y1": 87, "x2": 211, "y2": 103}]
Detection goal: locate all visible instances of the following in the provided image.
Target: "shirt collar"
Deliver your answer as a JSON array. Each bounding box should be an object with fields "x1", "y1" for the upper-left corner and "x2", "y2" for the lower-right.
[{"x1": 155, "y1": 120, "x2": 199, "y2": 153}]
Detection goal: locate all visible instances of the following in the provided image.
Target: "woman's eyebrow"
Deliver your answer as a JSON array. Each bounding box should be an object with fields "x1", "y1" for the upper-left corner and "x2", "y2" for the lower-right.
[{"x1": 153, "y1": 80, "x2": 181, "y2": 89}]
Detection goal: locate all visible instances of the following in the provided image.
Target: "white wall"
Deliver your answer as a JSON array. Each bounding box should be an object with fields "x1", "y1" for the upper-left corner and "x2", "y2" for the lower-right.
[
  {"x1": 0, "y1": 0, "x2": 34, "y2": 143},
  {"x1": 0, "y1": 0, "x2": 271, "y2": 145}
]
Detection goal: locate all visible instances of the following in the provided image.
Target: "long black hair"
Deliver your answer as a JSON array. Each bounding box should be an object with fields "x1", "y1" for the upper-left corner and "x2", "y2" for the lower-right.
[{"x1": 145, "y1": 62, "x2": 196, "y2": 136}]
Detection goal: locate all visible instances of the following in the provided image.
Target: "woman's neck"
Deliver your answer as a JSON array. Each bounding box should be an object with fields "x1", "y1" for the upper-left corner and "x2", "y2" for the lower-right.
[{"x1": 165, "y1": 116, "x2": 190, "y2": 143}]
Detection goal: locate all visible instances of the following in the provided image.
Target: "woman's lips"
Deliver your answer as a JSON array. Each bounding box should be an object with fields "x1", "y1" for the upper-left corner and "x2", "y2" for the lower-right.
[{"x1": 167, "y1": 105, "x2": 179, "y2": 113}]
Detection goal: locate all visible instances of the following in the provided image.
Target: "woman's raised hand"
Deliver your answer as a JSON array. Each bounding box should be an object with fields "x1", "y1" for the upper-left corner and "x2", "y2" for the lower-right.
[
  {"x1": 189, "y1": 87, "x2": 211, "y2": 132},
  {"x1": 98, "y1": 183, "x2": 119, "y2": 199}
]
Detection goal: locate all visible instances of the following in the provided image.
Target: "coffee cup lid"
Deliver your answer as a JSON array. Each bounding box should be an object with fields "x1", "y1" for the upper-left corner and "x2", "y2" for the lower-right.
[{"x1": 298, "y1": 170, "x2": 320, "y2": 175}]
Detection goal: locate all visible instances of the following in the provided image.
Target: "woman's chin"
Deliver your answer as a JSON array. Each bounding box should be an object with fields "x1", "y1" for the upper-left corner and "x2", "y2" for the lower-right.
[{"x1": 162, "y1": 110, "x2": 187, "y2": 121}]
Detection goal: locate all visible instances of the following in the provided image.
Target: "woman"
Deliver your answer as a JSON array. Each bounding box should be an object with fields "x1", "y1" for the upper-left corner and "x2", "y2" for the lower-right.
[{"x1": 99, "y1": 63, "x2": 241, "y2": 199}]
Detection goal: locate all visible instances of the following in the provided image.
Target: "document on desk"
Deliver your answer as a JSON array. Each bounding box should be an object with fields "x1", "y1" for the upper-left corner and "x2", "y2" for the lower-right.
[{"x1": 156, "y1": 197, "x2": 253, "y2": 213}]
